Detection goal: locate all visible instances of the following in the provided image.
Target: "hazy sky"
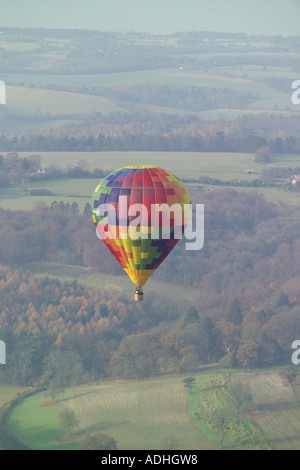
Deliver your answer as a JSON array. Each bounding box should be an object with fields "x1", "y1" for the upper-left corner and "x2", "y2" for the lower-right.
[{"x1": 0, "y1": 0, "x2": 299, "y2": 35}]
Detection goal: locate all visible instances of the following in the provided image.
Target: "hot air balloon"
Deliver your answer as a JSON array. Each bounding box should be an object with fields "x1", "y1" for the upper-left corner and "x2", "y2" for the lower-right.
[{"x1": 92, "y1": 165, "x2": 191, "y2": 300}]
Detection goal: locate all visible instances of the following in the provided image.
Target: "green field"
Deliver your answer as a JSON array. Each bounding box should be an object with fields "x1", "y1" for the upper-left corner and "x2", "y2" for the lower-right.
[
  {"x1": 9, "y1": 261, "x2": 198, "y2": 305},
  {"x1": 2, "y1": 65, "x2": 299, "y2": 118},
  {"x1": 12, "y1": 150, "x2": 300, "y2": 177},
  {"x1": 13, "y1": 150, "x2": 261, "y2": 176},
  {"x1": 1, "y1": 151, "x2": 299, "y2": 212},
  {"x1": 0, "y1": 385, "x2": 26, "y2": 408},
  {"x1": 6, "y1": 86, "x2": 126, "y2": 117},
  {"x1": 6, "y1": 375, "x2": 214, "y2": 450},
  {"x1": 1, "y1": 29, "x2": 300, "y2": 125},
  {"x1": 1, "y1": 67, "x2": 293, "y2": 98},
  {"x1": 0, "y1": 385, "x2": 27, "y2": 450},
  {"x1": 0, "y1": 177, "x2": 95, "y2": 212},
  {"x1": 0, "y1": 41, "x2": 39, "y2": 52},
  {"x1": 5, "y1": 369, "x2": 300, "y2": 450},
  {"x1": 2, "y1": 179, "x2": 299, "y2": 213}
]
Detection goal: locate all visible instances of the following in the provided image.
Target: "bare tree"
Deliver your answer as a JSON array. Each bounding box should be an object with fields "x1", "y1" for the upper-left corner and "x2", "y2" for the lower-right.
[
  {"x1": 59, "y1": 407, "x2": 79, "y2": 437},
  {"x1": 226, "y1": 382, "x2": 253, "y2": 414},
  {"x1": 210, "y1": 409, "x2": 231, "y2": 449},
  {"x1": 195, "y1": 408, "x2": 230, "y2": 449}
]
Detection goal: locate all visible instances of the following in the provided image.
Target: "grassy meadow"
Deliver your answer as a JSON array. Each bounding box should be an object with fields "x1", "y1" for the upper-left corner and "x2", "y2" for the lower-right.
[
  {"x1": 2, "y1": 67, "x2": 295, "y2": 100},
  {"x1": 0, "y1": 385, "x2": 27, "y2": 450},
  {"x1": 5, "y1": 369, "x2": 300, "y2": 450},
  {"x1": 12, "y1": 150, "x2": 300, "y2": 178},
  {"x1": 2, "y1": 59, "x2": 299, "y2": 120},
  {"x1": 9, "y1": 260, "x2": 198, "y2": 305},
  {"x1": 6, "y1": 86, "x2": 126, "y2": 117},
  {"x1": 0, "y1": 385, "x2": 26, "y2": 408},
  {"x1": 31, "y1": 150, "x2": 262, "y2": 177},
  {"x1": 0, "y1": 152, "x2": 299, "y2": 214},
  {"x1": 6, "y1": 375, "x2": 214, "y2": 451}
]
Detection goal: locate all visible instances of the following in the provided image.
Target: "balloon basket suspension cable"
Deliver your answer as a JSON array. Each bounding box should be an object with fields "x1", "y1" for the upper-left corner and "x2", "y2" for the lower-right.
[{"x1": 135, "y1": 287, "x2": 144, "y2": 301}]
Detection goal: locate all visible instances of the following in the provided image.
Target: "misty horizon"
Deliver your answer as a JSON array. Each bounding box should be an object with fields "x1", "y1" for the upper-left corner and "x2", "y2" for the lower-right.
[{"x1": 0, "y1": 0, "x2": 299, "y2": 36}]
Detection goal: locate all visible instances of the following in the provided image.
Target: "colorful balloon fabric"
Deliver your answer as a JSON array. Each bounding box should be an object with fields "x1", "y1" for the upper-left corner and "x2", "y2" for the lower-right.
[{"x1": 92, "y1": 165, "x2": 191, "y2": 289}]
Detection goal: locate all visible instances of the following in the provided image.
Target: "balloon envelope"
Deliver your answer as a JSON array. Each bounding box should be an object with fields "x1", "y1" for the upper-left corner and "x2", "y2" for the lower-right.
[{"x1": 92, "y1": 165, "x2": 191, "y2": 288}]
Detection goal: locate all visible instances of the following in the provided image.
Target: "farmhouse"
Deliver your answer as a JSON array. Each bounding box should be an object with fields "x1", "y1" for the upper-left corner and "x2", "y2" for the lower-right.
[
  {"x1": 31, "y1": 169, "x2": 46, "y2": 175},
  {"x1": 291, "y1": 175, "x2": 300, "y2": 184}
]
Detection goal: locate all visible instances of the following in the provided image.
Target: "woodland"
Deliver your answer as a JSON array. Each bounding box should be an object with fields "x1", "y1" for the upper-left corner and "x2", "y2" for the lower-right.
[{"x1": 0, "y1": 183, "x2": 299, "y2": 386}]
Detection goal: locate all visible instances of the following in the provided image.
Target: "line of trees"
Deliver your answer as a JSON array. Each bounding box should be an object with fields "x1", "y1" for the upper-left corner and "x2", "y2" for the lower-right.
[
  {"x1": 1, "y1": 130, "x2": 300, "y2": 154},
  {"x1": 105, "y1": 84, "x2": 258, "y2": 111},
  {"x1": 0, "y1": 152, "x2": 106, "y2": 190}
]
